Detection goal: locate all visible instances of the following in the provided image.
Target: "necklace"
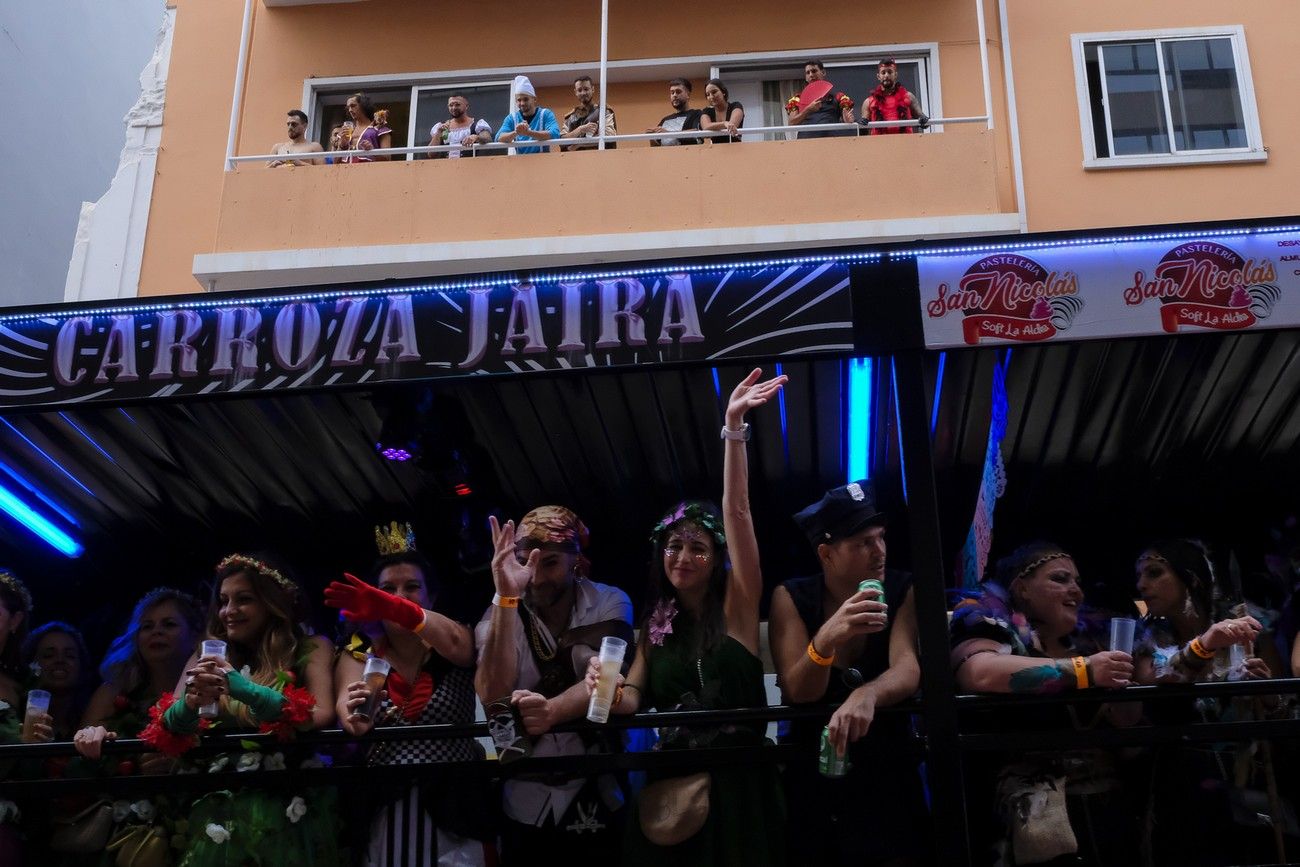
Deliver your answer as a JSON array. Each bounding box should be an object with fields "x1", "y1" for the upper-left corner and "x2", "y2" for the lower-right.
[{"x1": 525, "y1": 607, "x2": 559, "y2": 662}]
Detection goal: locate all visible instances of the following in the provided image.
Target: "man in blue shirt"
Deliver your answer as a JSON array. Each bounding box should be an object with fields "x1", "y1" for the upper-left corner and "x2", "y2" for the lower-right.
[{"x1": 496, "y1": 75, "x2": 560, "y2": 155}]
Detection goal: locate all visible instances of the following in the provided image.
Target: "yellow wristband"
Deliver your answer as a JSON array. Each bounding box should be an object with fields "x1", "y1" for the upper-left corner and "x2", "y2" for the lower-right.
[
  {"x1": 807, "y1": 640, "x2": 835, "y2": 667},
  {"x1": 1188, "y1": 637, "x2": 1214, "y2": 660},
  {"x1": 1071, "y1": 656, "x2": 1089, "y2": 689},
  {"x1": 492, "y1": 593, "x2": 520, "y2": 609}
]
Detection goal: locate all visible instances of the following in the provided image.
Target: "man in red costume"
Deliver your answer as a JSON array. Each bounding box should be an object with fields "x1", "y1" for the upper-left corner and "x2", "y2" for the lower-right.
[{"x1": 863, "y1": 58, "x2": 929, "y2": 135}]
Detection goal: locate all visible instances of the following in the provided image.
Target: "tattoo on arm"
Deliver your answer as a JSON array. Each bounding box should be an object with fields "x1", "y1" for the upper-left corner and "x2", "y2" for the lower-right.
[{"x1": 1008, "y1": 660, "x2": 1073, "y2": 694}]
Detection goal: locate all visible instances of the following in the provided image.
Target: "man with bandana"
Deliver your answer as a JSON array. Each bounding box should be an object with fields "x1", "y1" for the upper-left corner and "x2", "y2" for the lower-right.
[
  {"x1": 475, "y1": 505, "x2": 633, "y2": 864},
  {"x1": 769, "y1": 481, "x2": 928, "y2": 866}
]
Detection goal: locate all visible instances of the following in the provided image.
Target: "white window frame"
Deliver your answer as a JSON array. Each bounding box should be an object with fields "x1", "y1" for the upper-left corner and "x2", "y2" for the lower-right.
[{"x1": 1071, "y1": 25, "x2": 1265, "y2": 170}]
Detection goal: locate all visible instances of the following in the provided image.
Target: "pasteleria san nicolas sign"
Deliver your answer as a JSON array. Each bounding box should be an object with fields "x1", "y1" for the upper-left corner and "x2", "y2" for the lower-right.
[
  {"x1": 0, "y1": 261, "x2": 853, "y2": 409},
  {"x1": 918, "y1": 229, "x2": 1298, "y2": 349}
]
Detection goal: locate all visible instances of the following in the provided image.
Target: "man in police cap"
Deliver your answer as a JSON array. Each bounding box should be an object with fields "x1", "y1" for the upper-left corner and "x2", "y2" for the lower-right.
[{"x1": 770, "y1": 480, "x2": 929, "y2": 866}]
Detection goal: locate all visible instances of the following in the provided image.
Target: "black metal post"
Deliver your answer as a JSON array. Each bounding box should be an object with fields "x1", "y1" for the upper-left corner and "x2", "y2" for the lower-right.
[{"x1": 894, "y1": 345, "x2": 972, "y2": 866}]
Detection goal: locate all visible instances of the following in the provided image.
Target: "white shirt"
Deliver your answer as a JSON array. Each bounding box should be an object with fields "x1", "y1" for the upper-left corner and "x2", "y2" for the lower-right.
[{"x1": 475, "y1": 577, "x2": 632, "y2": 826}]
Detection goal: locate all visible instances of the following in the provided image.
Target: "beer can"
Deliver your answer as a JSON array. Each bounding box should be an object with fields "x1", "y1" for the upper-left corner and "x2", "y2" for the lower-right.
[
  {"x1": 818, "y1": 725, "x2": 849, "y2": 777},
  {"x1": 859, "y1": 578, "x2": 885, "y2": 605}
]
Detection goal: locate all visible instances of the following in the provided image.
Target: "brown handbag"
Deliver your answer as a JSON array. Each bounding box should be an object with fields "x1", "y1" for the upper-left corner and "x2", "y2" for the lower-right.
[
  {"x1": 49, "y1": 798, "x2": 115, "y2": 853},
  {"x1": 106, "y1": 824, "x2": 171, "y2": 867},
  {"x1": 638, "y1": 771, "x2": 711, "y2": 846}
]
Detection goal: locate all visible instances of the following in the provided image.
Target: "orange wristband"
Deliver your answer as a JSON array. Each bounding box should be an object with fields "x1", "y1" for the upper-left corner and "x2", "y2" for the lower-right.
[
  {"x1": 492, "y1": 593, "x2": 519, "y2": 608},
  {"x1": 807, "y1": 641, "x2": 835, "y2": 667},
  {"x1": 1188, "y1": 637, "x2": 1214, "y2": 660},
  {"x1": 1070, "y1": 656, "x2": 1089, "y2": 689}
]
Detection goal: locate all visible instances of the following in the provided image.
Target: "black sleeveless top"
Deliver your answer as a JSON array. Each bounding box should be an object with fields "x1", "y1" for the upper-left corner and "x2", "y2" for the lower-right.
[{"x1": 780, "y1": 568, "x2": 914, "y2": 747}]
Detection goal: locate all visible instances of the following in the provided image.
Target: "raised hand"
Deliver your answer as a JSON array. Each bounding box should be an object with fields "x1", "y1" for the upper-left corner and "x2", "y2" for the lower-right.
[
  {"x1": 324, "y1": 573, "x2": 424, "y2": 630},
  {"x1": 489, "y1": 515, "x2": 538, "y2": 598},
  {"x1": 725, "y1": 367, "x2": 789, "y2": 429}
]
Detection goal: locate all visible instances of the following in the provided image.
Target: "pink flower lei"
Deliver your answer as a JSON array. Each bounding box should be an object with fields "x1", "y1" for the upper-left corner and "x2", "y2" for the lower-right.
[{"x1": 648, "y1": 599, "x2": 679, "y2": 646}]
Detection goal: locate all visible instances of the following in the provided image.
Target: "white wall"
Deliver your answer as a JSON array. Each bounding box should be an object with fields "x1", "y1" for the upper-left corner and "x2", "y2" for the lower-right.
[{"x1": 0, "y1": 0, "x2": 164, "y2": 308}]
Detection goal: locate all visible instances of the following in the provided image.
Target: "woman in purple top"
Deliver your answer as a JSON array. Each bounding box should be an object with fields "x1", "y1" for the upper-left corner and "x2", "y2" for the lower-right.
[{"x1": 339, "y1": 92, "x2": 393, "y2": 163}]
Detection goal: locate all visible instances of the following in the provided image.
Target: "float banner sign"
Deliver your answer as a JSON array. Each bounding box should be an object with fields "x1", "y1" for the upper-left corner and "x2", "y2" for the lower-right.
[
  {"x1": 0, "y1": 262, "x2": 852, "y2": 409},
  {"x1": 918, "y1": 230, "x2": 1300, "y2": 348}
]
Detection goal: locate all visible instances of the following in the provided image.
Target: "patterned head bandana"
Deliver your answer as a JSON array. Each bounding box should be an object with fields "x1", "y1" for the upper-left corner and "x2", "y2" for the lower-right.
[{"x1": 517, "y1": 506, "x2": 589, "y2": 554}]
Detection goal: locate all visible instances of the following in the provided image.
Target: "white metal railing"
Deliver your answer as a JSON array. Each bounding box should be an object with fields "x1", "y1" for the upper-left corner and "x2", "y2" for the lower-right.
[{"x1": 227, "y1": 116, "x2": 989, "y2": 166}]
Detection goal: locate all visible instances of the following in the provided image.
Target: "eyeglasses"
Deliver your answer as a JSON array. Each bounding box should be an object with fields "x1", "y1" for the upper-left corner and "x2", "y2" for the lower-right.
[{"x1": 663, "y1": 546, "x2": 712, "y2": 561}]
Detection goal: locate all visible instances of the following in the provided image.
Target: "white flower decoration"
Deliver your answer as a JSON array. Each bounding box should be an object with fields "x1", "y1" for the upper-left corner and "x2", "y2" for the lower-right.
[
  {"x1": 0, "y1": 700, "x2": 10, "y2": 712},
  {"x1": 205, "y1": 823, "x2": 231, "y2": 844},
  {"x1": 285, "y1": 796, "x2": 307, "y2": 824},
  {"x1": 207, "y1": 754, "x2": 231, "y2": 773},
  {"x1": 112, "y1": 800, "x2": 133, "y2": 823},
  {"x1": 0, "y1": 799, "x2": 22, "y2": 823},
  {"x1": 129, "y1": 800, "x2": 156, "y2": 822},
  {"x1": 239, "y1": 665, "x2": 252, "y2": 678},
  {"x1": 263, "y1": 752, "x2": 286, "y2": 771},
  {"x1": 235, "y1": 752, "x2": 262, "y2": 772}
]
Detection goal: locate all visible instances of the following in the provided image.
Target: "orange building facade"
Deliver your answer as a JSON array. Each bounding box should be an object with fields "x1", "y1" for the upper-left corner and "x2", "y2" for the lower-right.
[{"x1": 64, "y1": 0, "x2": 1296, "y2": 300}]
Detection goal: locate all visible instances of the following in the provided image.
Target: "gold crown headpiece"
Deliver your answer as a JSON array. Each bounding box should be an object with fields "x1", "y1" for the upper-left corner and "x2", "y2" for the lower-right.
[
  {"x1": 0, "y1": 569, "x2": 33, "y2": 613},
  {"x1": 216, "y1": 554, "x2": 299, "y2": 597},
  {"x1": 375, "y1": 521, "x2": 417, "y2": 556}
]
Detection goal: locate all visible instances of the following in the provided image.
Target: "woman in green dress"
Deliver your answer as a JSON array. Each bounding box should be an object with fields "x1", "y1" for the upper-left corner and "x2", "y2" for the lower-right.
[{"x1": 586, "y1": 368, "x2": 788, "y2": 867}]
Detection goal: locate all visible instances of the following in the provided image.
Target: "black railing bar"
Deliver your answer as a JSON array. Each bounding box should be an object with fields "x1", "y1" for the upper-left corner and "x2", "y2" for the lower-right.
[
  {"x1": 0, "y1": 742, "x2": 816, "y2": 797},
  {"x1": 954, "y1": 677, "x2": 1300, "y2": 709},
  {"x1": 959, "y1": 717, "x2": 1300, "y2": 752}
]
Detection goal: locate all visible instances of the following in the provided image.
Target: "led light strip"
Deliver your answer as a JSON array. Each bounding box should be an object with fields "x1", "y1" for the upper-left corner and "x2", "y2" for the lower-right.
[
  {"x1": 847, "y1": 357, "x2": 873, "y2": 483},
  {"x1": 901, "y1": 224, "x2": 1300, "y2": 259},
  {"x1": 0, "y1": 481, "x2": 83, "y2": 557}
]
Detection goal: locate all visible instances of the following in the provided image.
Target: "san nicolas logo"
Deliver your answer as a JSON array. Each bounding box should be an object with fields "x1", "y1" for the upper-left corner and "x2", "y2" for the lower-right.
[
  {"x1": 925, "y1": 254, "x2": 1083, "y2": 345},
  {"x1": 1123, "y1": 241, "x2": 1280, "y2": 333}
]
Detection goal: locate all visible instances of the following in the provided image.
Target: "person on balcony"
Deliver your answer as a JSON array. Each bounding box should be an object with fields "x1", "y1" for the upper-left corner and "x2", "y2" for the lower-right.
[
  {"x1": 785, "y1": 61, "x2": 854, "y2": 140},
  {"x1": 647, "y1": 78, "x2": 703, "y2": 146},
  {"x1": 862, "y1": 60, "x2": 928, "y2": 135},
  {"x1": 327, "y1": 522, "x2": 491, "y2": 866},
  {"x1": 429, "y1": 94, "x2": 494, "y2": 159},
  {"x1": 338, "y1": 92, "x2": 393, "y2": 163},
  {"x1": 700, "y1": 79, "x2": 744, "y2": 144},
  {"x1": 561, "y1": 75, "x2": 617, "y2": 150},
  {"x1": 770, "y1": 480, "x2": 928, "y2": 866},
  {"x1": 584, "y1": 368, "x2": 789, "y2": 867},
  {"x1": 496, "y1": 76, "x2": 560, "y2": 155},
  {"x1": 474, "y1": 505, "x2": 633, "y2": 864},
  {"x1": 269, "y1": 110, "x2": 324, "y2": 167}
]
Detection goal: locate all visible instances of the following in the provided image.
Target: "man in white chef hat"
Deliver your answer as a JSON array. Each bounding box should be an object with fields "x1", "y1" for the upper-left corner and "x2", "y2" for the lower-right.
[{"x1": 495, "y1": 74, "x2": 561, "y2": 155}]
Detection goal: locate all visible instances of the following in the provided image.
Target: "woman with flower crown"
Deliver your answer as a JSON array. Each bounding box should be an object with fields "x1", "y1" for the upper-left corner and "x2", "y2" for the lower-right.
[
  {"x1": 325, "y1": 522, "x2": 491, "y2": 867},
  {"x1": 583, "y1": 368, "x2": 788, "y2": 867},
  {"x1": 147, "y1": 552, "x2": 339, "y2": 867}
]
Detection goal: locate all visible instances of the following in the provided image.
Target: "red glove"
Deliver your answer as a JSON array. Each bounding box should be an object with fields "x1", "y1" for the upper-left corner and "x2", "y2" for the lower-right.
[{"x1": 324, "y1": 573, "x2": 424, "y2": 631}]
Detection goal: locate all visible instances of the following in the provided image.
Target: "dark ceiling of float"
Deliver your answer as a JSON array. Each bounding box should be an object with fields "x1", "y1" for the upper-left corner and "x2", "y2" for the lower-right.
[{"x1": 1, "y1": 330, "x2": 1298, "y2": 635}]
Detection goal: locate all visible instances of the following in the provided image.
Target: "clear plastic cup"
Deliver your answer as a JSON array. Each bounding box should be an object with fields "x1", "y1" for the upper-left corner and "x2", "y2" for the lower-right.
[
  {"x1": 199, "y1": 639, "x2": 227, "y2": 719},
  {"x1": 22, "y1": 689, "x2": 51, "y2": 740},
  {"x1": 586, "y1": 636, "x2": 628, "y2": 723},
  {"x1": 356, "y1": 656, "x2": 392, "y2": 722},
  {"x1": 1228, "y1": 643, "x2": 1248, "y2": 680},
  {"x1": 1109, "y1": 618, "x2": 1137, "y2": 655}
]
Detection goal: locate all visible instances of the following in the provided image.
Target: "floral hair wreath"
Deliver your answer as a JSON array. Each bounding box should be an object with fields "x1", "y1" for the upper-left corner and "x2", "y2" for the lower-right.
[
  {"x1": 0, "y1": 569, "x2": 33, "y2": 614},
  {"x1": 1011, "y1": 551, "x2": 1073, "y2": 585},
  {"x1": 217, "y1": 554, "x2": 299, "y2": 598},
  {"x1": 650, "y1": 502, "x2": 727, "y2": 550}
]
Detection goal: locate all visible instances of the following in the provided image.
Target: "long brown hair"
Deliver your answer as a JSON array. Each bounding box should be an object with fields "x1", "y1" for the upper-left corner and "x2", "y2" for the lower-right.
[{"x1": 206, "y1": 553, "x2": 309, "y2": 690}]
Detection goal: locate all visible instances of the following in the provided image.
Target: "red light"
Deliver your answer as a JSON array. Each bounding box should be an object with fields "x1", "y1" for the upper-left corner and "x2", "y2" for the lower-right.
[{"x1": 454, "y1": 484, "x2": 473, "y2": 496}]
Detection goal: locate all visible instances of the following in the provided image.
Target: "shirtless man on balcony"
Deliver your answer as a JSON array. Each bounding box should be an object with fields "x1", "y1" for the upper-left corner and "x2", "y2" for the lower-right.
[
  {"x1": 475, "y1": 506, "x2": 633, "y2": 865},
  {"x1": 269, "y1": 110, "x2": 323, "y2": 167}
]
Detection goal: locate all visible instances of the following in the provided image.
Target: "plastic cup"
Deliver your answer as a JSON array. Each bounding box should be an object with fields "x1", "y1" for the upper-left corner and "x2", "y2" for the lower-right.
[
  {"x1": 356, "y1": 656, "x2": 392, "y2": 722},
  {"x1": 1109, "y1": 618, "x2": 1136, "y2": 655},
  {"x1": 22, "y1": 689, "x2": 51, "y2": 740},
  {"x1": 1228, "y1": 643, "x2": 1248, "y2": 680},
  {"x1": 198, "y1": 639, "x2": 227, "y2": 719},
  {"x1": 586, "y1": 636, "x2": 628, "y2": 723}
]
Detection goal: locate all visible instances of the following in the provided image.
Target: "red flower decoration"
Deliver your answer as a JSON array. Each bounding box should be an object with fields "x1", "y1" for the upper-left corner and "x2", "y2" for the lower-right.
[
  {"x1": 257, "y1": 684, "x2": 316, "y2": 742},
  {"x1": 139, "y1": 692, "x2": 210, "y2": 758}
]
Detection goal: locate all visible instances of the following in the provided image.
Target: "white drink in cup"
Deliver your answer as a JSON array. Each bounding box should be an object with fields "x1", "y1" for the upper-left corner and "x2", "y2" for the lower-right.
[
  {"x1": 586, "y1": 636, "x2": 628, "y2": 723},
  {"x1": 22, "y1": 689, "x2": 51, "y2": 740},
  {"x1": 1109, "y1": 617, "x2": 1136, "y2": 655},
  {"x1": 199, "y1": 639, "x2": 227, "y2": 720},
  {"x1": 356, "y1": 656, "x2": 392, "y2": 722}
]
